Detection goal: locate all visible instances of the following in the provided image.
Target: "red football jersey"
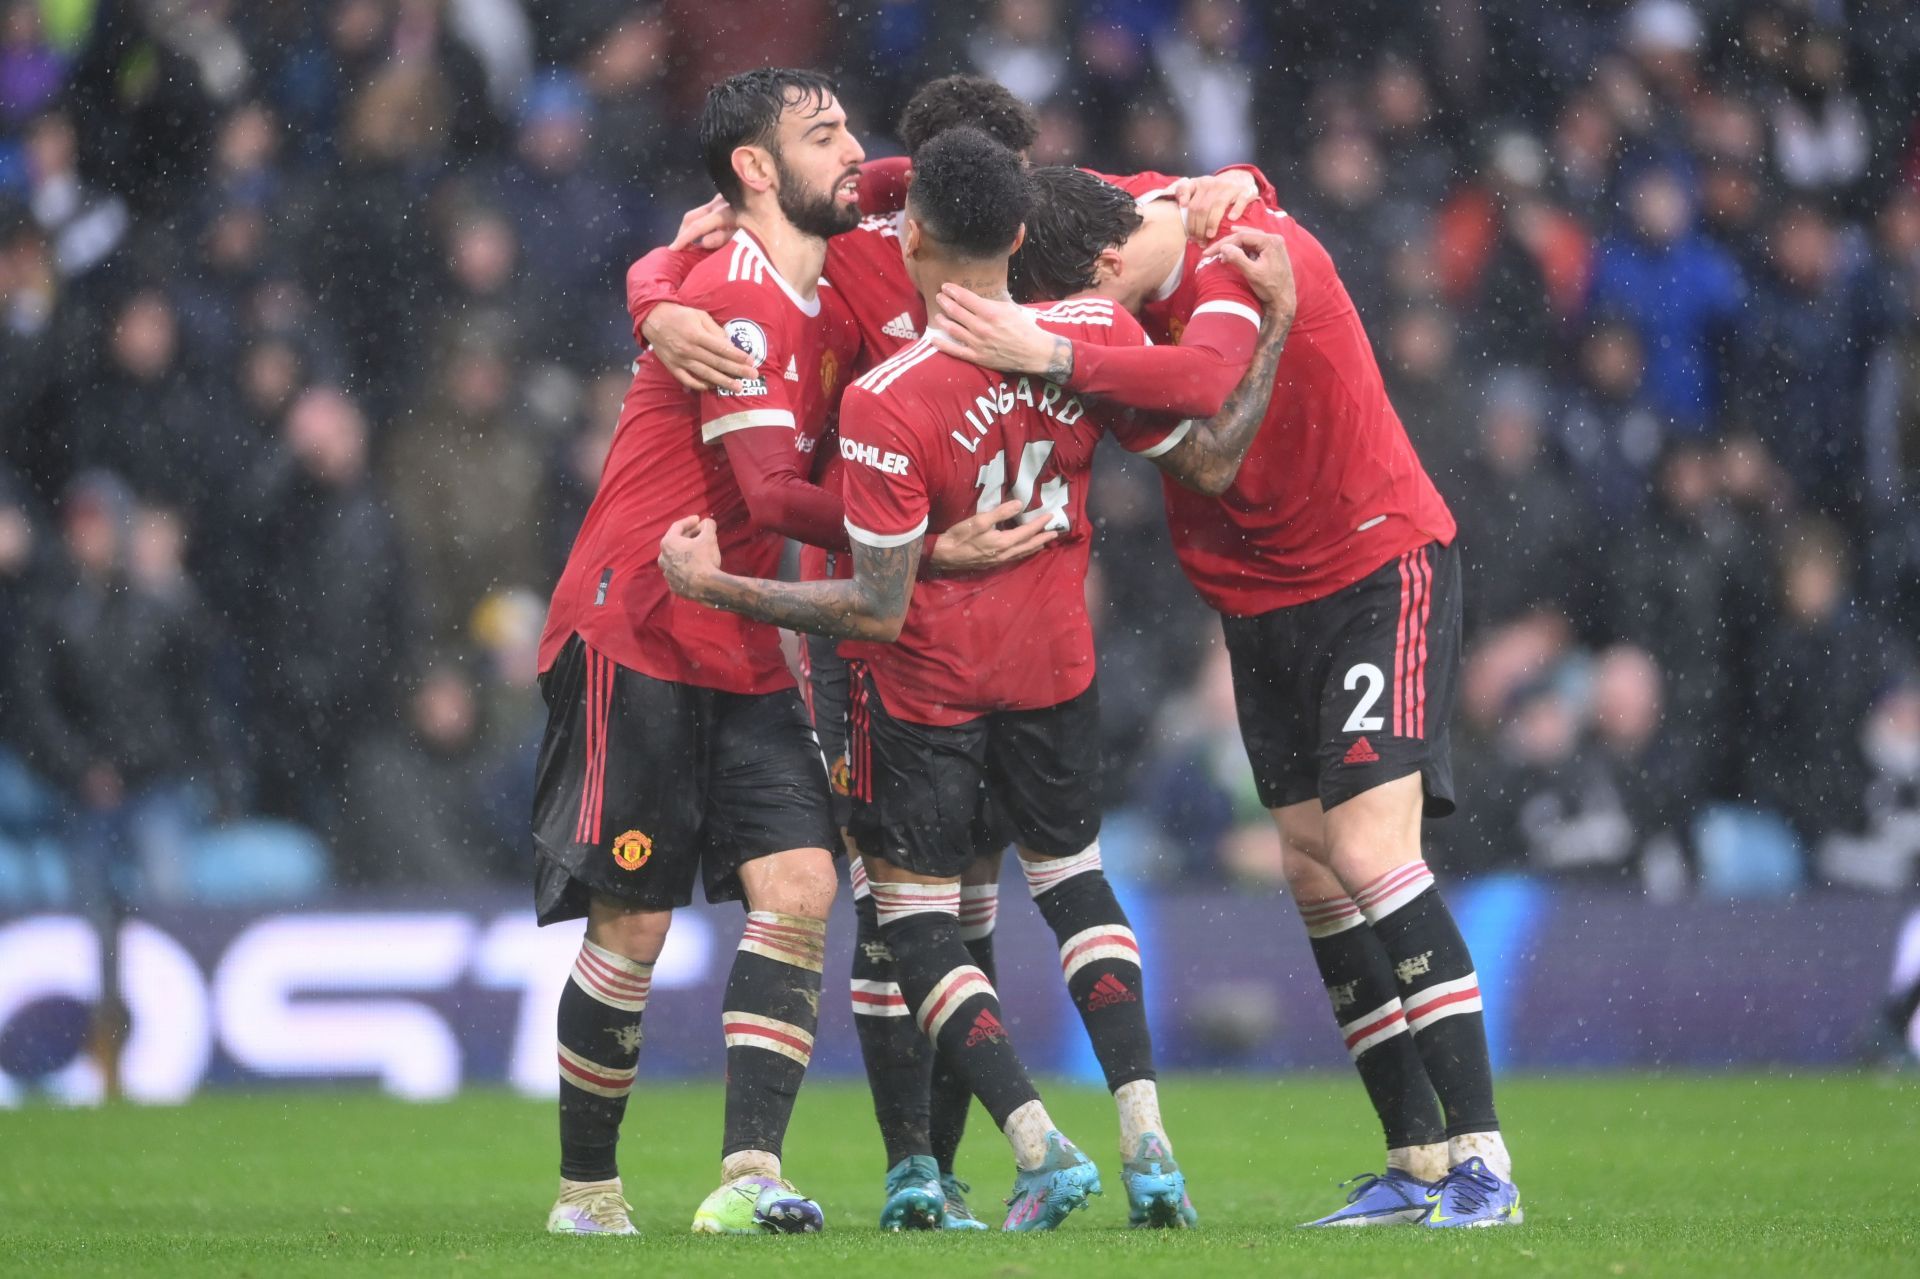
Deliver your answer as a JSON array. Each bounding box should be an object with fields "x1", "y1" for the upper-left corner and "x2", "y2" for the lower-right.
[
  {"x1": 539, "y1": 229, "x2": 859, "y2": 690},
  {"x1": 837, "y1": 298, "x2": 1186, "y2": 725},
  {"x1": 1097, "y1": 177, "x2": 1457, "y2": 616}
]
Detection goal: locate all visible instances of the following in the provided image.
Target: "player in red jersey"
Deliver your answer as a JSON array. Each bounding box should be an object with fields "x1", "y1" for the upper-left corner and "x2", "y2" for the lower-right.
[
  {"x1": 531, "y1": 67, "x2": 883, "y2": 1240},
  {"x1": 660, "y1": 128, "x2": 1295, "y2": 1230},
  {"x1": 623, "y1": 75, "x2": 1277, "y2": 1230},
  {"x1": 929, "y1": 166, "x2": 1523, "y2": 1226}
]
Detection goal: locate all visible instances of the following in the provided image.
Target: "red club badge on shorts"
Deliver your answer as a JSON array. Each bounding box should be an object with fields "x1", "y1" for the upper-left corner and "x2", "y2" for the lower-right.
[{"x1": 612, "y1": 830, "x2": 653, "y2": 871}]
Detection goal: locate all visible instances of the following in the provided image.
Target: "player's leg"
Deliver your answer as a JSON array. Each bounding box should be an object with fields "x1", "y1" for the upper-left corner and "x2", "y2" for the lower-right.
[
  {"x1": 832, "y1": 654, "x2": 947, "y2": 1228},
  {"x1": 852, "y1": 668, "x2": 1098, "y2": 1231},
  {"x1": 990, "y1": 684, "x2": 1192, "y2": 1228},
  {"x1": 691, "y1": 687, "x2": 840, "y2": 1234},
  {"x1": 1316, "y1": 542, "x2": 1517, "y2": 1226},
  {"x1": 1277, "y1": 802, "x2": 1449, "y2": 1225},
  {"x1": 547, "y1": 898, "x2": 667, "y2": 1234},
  {"x1": 927, "y1": 820, "x2": 1007, "y2": 1229},
  {"x1": 530, "y1": 638, "x2": 706, "y2": 1236}
]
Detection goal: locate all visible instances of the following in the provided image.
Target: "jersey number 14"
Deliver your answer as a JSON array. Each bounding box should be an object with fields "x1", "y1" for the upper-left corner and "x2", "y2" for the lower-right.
[{"x1": 975, "y1": 442, "x2": 1071, "y2": 531}]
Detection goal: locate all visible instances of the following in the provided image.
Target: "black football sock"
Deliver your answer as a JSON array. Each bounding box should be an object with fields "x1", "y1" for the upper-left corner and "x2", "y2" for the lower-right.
[
  {"x1": 930, "y1": 885, "x2": 997, "y2": 1173},
  {"x1": 719, "y1": 911, "x2": 825, "y2": 1174},
  {"x1": 849, "y1": 891, "x2": 934, "y2": 1169},
  {"x1": 871, "y1": 886, "x2": 1040, "y2": 1133},
  {"x1": 1357, "y1": 861, "x2": 1508, "y2": 1178},
  {"x1": 557, "y1": 939, "x2": 651, "y2": 1182},
  {"x1": 1020, "y1": 848, "x2": 1157, "y2": 1092},
  {"x1": 1299, "y1": 892, "x2": 1448, "y2": 1179}
]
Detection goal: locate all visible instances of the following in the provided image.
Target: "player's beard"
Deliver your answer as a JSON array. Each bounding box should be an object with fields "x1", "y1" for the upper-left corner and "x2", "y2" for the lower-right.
[{"x1": 774, "y1": 153, "x2": 861, "y2": 241}]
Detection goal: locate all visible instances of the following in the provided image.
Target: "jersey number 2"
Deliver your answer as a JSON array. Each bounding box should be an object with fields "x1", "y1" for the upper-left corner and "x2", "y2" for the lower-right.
[{"x1": 976, "y1": 442, "x2": 1071, "y2": 531}]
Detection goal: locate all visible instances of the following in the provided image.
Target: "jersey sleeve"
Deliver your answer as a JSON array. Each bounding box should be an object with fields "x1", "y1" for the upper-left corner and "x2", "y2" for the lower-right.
[
  {"x1": 695, "y1": 283, "x2": 798, "y2": 441},
  {"x1": 838, "y1": 388, "x2": 931, "y2": 549},
  {"x1": 1064, "y1": 216, "x2": 1268, "y2": 417},
  {"x1": 1069, "y1": 307, "x2": 1194, "y2": 458},
  {"x1": 626, "y1": 244, "x2": 714, "y2": 345},
  {"x1": 857, "y1": 155, "x2": 912, "y2": 215}
]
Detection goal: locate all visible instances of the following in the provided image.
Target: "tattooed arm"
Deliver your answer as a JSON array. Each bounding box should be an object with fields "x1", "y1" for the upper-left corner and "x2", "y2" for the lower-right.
[
  {"x1": 1139, "y1": 230, "x2": 1295, "y2": 496},
  {"x1": 659, "y1": 516, "x2": 919, "y2": 642}
]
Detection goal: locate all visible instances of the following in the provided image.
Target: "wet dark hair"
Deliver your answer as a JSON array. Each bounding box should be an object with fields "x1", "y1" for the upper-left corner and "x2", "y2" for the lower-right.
[
  {"x1": 1008, "y1": 166, "x2": 1144, "y2": 303},
  {"x1": 898, "y1": 75, "x2": 1040, "y2": 158},
  {"x1": 906, "y1": 126, "x2": 1030, "y2": 260},
  {"x1": 700, "y1": 68, "x2": 837, "y2": 205}
]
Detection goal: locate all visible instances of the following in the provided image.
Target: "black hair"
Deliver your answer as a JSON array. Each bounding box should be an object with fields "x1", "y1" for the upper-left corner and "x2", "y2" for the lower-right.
[
  {"x1": 898, "y1": 75, "x2": 1040, "y2": 157},
  {"x1": 905, "y1": 126, "x2": 1030, "y2": 260},
  {"x1": 700, "y1": 67, "x2": 838, "y2": 205},
  {"x1": 1008, "y1": 165, "x2": 1144, "y2": 303}
]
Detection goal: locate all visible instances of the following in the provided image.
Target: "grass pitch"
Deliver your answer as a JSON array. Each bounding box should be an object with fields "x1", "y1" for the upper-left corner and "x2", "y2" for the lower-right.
[{"x1": 1, "y1": 1074, "x2": 1914, "y2": 1277}]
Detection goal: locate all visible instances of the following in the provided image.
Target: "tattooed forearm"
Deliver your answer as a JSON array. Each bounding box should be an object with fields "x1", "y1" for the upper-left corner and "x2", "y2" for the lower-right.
[
  {"x1": 1156, "y1": 312, "x2": 1293, "y2": 496},
  {"x1": 1044, "y1": 335, "x2": 1075, "y2": 385},
  {"x1": 691, "y1": 539, "x2": 920, "y2": 641}
]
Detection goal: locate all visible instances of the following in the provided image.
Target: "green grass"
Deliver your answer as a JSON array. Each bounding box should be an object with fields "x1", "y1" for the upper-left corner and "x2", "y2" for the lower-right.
[{"x1": 1, "y1": 1074, "x2": 1915, "y2": 1276}]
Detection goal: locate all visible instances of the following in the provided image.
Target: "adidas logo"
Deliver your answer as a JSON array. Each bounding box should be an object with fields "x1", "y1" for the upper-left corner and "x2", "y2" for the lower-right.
[
  {"x1": 964, "y1": 1007, "x2": 1008, "y2": 1048},
  {"x1": 1342, "y1": 736, "x2": 1380, "y2": 765},
  {"x1": 783, "y1": 355, "x2": 799, "y2": 381},
  {"x1": 1087, "y1": 973, "x2": 1137, "y2": 1011},
  {"x1": 881, "y1": 312, "x2": 918, "y2": 340}
]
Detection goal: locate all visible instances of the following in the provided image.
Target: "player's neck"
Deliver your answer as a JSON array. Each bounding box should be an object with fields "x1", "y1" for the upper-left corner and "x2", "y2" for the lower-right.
[
  {"x1": 736, "y1": 207, "x2": 829, "y2": 299},
  {"x1": 918, "y1": 263, "x2": 1010, "y2": 324},
  {"x1": 1133, "y1": 202, "x2": 1190, "y2": 311}
]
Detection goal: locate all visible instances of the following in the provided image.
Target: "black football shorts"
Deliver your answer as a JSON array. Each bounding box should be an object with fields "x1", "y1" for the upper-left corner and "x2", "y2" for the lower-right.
[
  {"x1": 845, "y1": 663, "x2": 1086, "y2": 879},
  {"x1": 531, "y1": 634, "x2": 836, "y2": 923},
  {"x1": 1220, "y1": 539, "x2": 1461, "y2": 816}
]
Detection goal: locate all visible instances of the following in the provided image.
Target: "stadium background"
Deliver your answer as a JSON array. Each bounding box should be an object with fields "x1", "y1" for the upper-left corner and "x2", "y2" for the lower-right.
[{"x1": 2, "y1": 0, "x2": 1920, "y2": 1101}]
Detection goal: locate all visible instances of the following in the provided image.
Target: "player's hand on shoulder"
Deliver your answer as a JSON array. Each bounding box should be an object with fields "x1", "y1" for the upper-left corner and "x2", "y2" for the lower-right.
[
  {"x1": 659, "y1": 515, "x2": 723, "y2": 599},
  {"x1": 928, "y1": 499, "x2": 1058, "y2": 573},
  {"x1": 642, "y1": 303, "x2": 760, "y2": 393},
  {"x1": 1175, "y1": 170, "x2": 1259, "y2": 242},
  {"x1": 929, "y1": 284, "x2": 1055, "y2": 377},
  {"x1": 671, "y1": 194, "x2": 736, "y2": 251},
  {"x1": 1212, "y1": 229, "x2": 1296, "y2": 322}
]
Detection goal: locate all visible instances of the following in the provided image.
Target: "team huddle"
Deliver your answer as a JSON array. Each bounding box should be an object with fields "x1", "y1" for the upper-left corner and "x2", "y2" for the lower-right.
[{"x1": 531, "y1": 67, "x2": 1521, "y2": 1236}]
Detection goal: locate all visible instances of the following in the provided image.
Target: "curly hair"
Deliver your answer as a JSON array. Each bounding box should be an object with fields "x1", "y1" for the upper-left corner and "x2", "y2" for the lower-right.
[
  {"x1": 905, "y1": 126, "x2": 1031, "y2": 260},
  {"x1": 1007, "y1": 166, "x2": 1145, "y2": 303},
  {"x1": 898, "y1": 74, "x2": 1040, "y2": 157}
]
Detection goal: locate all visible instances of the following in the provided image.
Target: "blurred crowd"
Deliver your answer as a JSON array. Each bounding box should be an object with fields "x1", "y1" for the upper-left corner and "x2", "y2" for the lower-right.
[{"x1": 1, "y1": 0, "x2": 1917, "y2": 909}]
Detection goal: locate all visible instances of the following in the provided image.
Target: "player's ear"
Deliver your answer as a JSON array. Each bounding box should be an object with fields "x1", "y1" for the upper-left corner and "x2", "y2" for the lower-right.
[
  {"x1": 1092, "y1": 246, "x2": 1126, "y2": 288},
  {"x1": 1009, "y1": 224, "x2": 1026, "y2": 255},
  {"x1": 732, "y1": 144, "x2": 776, "y2": 196},
  {"x1": 902, "y1": 215, "x2": 924, "y2": 259}
]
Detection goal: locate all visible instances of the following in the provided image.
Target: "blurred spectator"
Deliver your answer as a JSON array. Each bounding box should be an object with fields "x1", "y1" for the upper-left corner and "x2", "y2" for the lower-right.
[
  {"x1": 386, "y1": 328, "x2": 546, "y2": 646},
  {"x1": 1747, "y1": 517, "x2": 1909, "y2": 847},
  {"x1": 21, "y1": 108, "x2": 124, "y2": 276},
  {"x1": 1734, "y1": 202, "x2": 1891, "y2": 528},
  {"x1": 1153, "y1": 0, "x2": 1254, "y2": 175},
  {"x1": 1451, "y1": 369, "x2": 1597, "y2": 633},
  {"x1": 1767, "y1": 28, "x2": 1869, "y2": 198},
  {"x1": 0, "y1": 1, "x2": 65, "y2": 126},
  {"x1": 13, "y1": 472, "x2": 241, "y2": 905},
  {"x1": 1588, "y1": 165, "x2": 1744, "y2": 432},
  {"x1": 1554, "y1": 317, "x2": 1665, "y2": 528},
  {"x1": 1820, "y1": 680, "x2": 1920, "y2": 894},
  {"x1": 233, "y1": 388, "x2": 412, "y2": 836},
  {"x1": 341, "y1": 663, "x2": 509, "y2": 887},
  {"x1": 968, "y1": 0, "x2": 1072, "y2": 107}
]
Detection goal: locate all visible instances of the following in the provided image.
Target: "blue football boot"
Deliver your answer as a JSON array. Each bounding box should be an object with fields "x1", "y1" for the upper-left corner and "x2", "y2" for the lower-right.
[
  {"x1": 877, "y1": 1155, "x2": 943, "y2": 1231},
  {"x1": 1424, "y1": 1158, "x2": 1523, "y2": 1228},
  {"x1": 1001, "y1": 1132, "x2": 1101, "y2": 1231},
  {"x1": 1122, "y1": 1133, "x2": 1197, "y2": 1228},
  {"x1": 1299, "y1": 1169, "x2": 1438, "y2": 1227}
]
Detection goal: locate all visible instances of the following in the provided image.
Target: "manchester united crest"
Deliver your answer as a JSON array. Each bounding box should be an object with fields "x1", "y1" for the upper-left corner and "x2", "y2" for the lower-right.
[
  {"x1": 820, "y1": 349, "x2": 840, "y2": 397},
  {"x1": 828, "y1": 753, "x2": 851, "y2": 797},
  {"x1": 612, "y1": 830, "x2": 653, "y2": 871}
]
